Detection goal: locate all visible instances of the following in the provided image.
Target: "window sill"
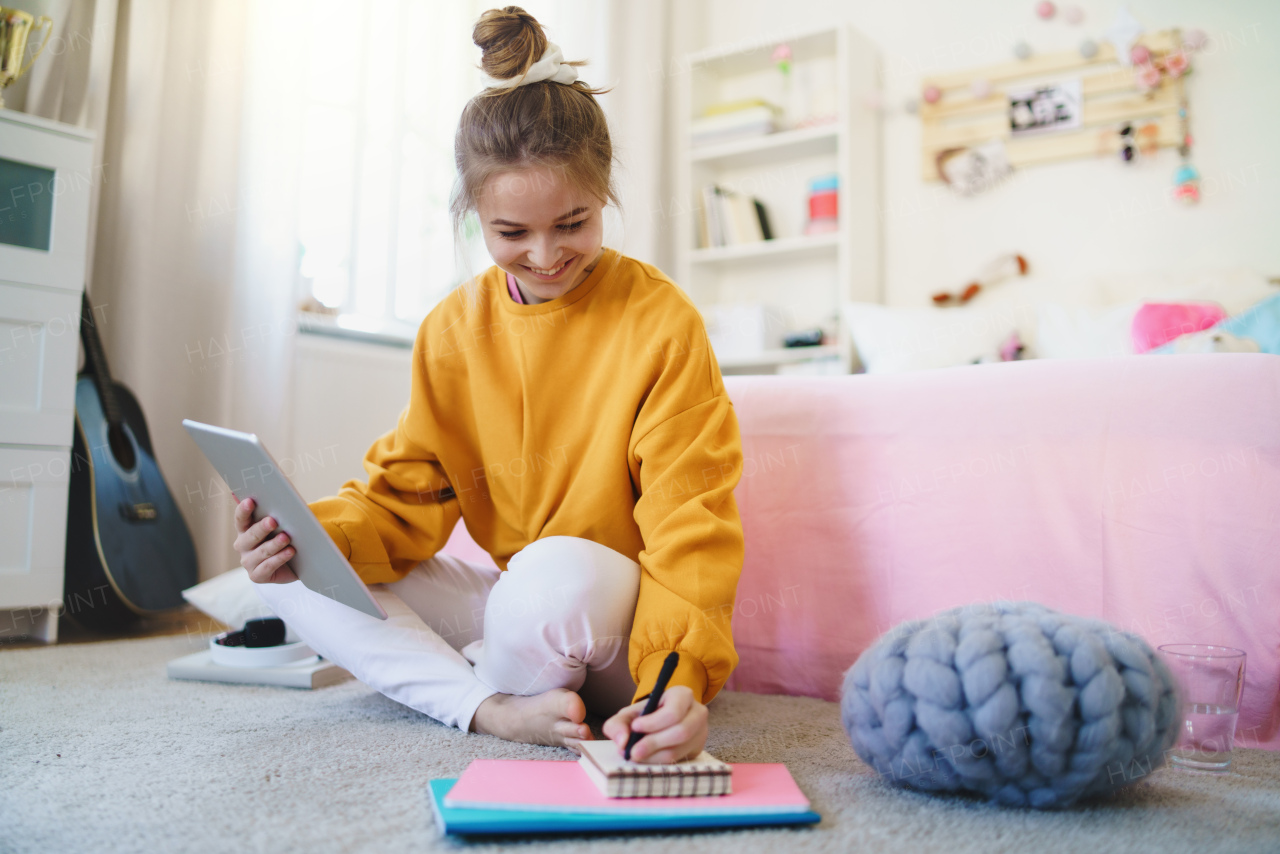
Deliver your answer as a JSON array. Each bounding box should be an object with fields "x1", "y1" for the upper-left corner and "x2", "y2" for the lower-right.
[{"x1": 297, "y1": 311, "x2": 417, "y2": 349}]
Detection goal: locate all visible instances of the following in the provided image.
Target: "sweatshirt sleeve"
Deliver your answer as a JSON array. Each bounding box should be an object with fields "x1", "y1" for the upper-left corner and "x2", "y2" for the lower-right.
[
  {"x1": 628, "y1": 320, "x2": 745, "y2": 705},
  {"x1": 307, "y1": 323, "x2": 462, "y2": 585}
]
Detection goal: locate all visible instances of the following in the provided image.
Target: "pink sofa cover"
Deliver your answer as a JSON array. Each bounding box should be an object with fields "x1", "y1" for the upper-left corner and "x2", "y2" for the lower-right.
[{"x1": 442, "y1": 353, "x2": 1280, "y2": 749}]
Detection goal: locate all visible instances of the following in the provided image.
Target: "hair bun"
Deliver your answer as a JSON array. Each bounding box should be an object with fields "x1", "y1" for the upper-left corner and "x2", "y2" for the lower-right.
[{"x1": 474, "y1": 6, "x2": 548, "y2": 83}]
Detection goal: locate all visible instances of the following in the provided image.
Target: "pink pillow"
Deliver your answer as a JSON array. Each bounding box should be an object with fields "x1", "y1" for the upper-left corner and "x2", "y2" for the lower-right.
[{"x1": 1131, "y1": 302, "x2": 1227, "y2": 353}]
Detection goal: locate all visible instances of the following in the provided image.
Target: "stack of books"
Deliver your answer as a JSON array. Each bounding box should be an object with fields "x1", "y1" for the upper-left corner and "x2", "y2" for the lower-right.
[
  {"x1": 698, "y1": 185, "x2": 774, "y2": 249},
  {"x1": 690, "y1": 99, "x2": 781, "y2": 147},
  {"x1": 431, "y1": 747, "x2": 819, "y2": 837}
]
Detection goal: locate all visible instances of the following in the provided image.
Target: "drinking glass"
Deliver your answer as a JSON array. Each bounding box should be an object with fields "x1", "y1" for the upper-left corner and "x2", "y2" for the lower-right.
[{"x1": 1157, "y1": 644, "x2": 1246, "y2": 771}]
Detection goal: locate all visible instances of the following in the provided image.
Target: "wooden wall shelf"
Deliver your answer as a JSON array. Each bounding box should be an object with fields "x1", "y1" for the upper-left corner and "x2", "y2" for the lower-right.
[{"x1": 920, "y1": 30, "x2": 1188, "y2": 181}]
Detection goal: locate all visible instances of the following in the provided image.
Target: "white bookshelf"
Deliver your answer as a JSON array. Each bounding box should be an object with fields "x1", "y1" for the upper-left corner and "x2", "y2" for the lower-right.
[
  {"x1": 691, "y1": 232, "x2": 839, "y2": 265},
  {"x1": 675, "y1": 25, "x2": 881, "y2": 374}
]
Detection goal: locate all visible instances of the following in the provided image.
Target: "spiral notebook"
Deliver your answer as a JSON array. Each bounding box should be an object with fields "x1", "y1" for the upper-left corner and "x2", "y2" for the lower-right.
[{"x1": 576, "y1": 740, "x2": 731, "y2": 797}]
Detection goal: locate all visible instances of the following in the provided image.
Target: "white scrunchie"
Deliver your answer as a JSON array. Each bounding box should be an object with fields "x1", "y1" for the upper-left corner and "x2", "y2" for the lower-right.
[{"x1": 481, "y1": 42, "x2": 579, "y2": 89}]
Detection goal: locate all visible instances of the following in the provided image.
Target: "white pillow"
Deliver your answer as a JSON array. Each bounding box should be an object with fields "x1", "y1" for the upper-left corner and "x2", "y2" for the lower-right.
[
  {"x1": 840, "y1": 301, "x2": 1029, "y2": 373},
  {"x1": 1084, "y1": 267, "x2": 1275, "y2": 315},
  {"x1": 1033, "y1": 302, "x2": 1140, "y2": 359},
  {"x1": 182, "y1": 567, "x2": 277, "y2": 629}
]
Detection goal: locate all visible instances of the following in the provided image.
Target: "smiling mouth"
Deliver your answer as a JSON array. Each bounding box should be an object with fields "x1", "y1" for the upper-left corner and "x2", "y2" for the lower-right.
[{"x1": 524, "y1": 260, "x2": 570, "y2": 280}]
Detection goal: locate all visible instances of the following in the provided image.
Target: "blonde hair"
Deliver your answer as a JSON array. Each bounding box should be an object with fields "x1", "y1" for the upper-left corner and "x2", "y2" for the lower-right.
[{"x1": 451, "y1": 6, "x2": 619, "y2": 308}]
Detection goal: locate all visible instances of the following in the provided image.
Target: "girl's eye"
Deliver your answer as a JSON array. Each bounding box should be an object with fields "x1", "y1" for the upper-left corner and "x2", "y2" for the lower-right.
[{"x1": 496, "y1": 219, "x2": 585, "y2": 239}]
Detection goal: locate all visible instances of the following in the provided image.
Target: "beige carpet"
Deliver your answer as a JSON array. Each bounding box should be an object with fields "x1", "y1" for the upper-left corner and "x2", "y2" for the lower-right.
[{"x1": 2, "y1": 633, "x2": 1278, "y2": 854}]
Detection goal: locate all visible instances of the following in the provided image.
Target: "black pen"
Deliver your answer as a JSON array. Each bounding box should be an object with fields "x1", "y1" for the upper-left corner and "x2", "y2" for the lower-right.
[{"x1": 624, "y1": 651, "x2": 680, "y2": 761}]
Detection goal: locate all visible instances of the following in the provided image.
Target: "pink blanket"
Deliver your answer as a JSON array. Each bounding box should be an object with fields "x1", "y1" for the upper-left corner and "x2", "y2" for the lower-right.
[{"x1": 443, "y1": 354, "x2": 1280, "y2": 749}]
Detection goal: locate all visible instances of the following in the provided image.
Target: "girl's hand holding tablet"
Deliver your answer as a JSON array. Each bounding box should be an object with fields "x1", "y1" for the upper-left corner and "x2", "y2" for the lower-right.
[{"x1": 233, "y1": 497, "x2": 299, "y2": 584}]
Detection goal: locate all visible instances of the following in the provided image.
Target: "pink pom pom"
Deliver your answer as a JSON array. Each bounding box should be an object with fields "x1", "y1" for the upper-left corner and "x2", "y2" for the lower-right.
[
  {"x1": 1134, "y1": 63, "x2": 1162, "y2": 92},
  {"x1": 1130, "y1": 44, "x2": 1151, "y2": 65},
  {"x1": 1063, "y1": 5, "x2": 1084, "y2": 25},
  {"x1": 1036, "y1": 1, "x2": 1056, "y2": 19},
  {"x1": 922, "y1": 85, "x2": 941, "y2": 104},
  {"x1": 1163, "y1": 51, "x2": 1191, "y2": 78},
  {"x1": 1182, "y1": 28, "x2": 1208, "y2": 51}
]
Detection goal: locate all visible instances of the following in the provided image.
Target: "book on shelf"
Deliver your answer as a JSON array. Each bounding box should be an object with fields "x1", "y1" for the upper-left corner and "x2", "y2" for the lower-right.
[
  {"x1": 697, "y1": 184, "x2": 773, "y2": 249},
  {"x1": 700, "y1": 185, "x2": 723, "y2": 248},
  {"x1": 690, "y1": 101, "x2": 781, "y2": 147},
  {"x1": 577, "y1": 740, "x2": 732, "y2": 798},
  {"x1": 753, "y1": 199, "x2": 774, "y2": 241}
]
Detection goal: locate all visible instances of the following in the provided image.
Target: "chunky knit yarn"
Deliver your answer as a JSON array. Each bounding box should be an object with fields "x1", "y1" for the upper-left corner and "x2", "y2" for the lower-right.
[{"x1": 841, "y1": 602, "x2": 1180, "y2": 809}]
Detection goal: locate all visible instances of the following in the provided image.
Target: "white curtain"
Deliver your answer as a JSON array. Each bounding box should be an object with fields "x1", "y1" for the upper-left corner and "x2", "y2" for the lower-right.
[
  {"x1": 9, "y1": 0, "x2": 681, "y2": 585},
  {"x1": 93, "y1": 0, "x2": 251, "y2": 582}
]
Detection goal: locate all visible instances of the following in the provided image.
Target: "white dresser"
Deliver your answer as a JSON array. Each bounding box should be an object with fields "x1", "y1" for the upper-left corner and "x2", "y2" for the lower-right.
[{"x1": 0, "y1": 110, "x2": 95, "y2": 643}]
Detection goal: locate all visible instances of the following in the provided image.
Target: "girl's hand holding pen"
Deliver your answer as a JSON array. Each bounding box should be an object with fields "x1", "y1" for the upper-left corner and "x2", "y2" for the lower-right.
[{"x1": 602, "y1": 685, "x2": 709, "y2": 765}]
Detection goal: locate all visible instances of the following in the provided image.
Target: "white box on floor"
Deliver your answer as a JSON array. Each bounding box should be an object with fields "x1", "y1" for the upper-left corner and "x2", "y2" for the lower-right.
[
  {"x1": 704, "y1": 303, "x2": 789, "y2": 360},
  {"x1": 167, "y1": 649, "x2": 351, "y2": 689}
]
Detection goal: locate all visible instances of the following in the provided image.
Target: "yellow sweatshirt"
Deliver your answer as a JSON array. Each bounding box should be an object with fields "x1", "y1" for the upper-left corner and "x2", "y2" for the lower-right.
[{"x1": 308, "y1": 249, "x2": 745, "y2": 704}]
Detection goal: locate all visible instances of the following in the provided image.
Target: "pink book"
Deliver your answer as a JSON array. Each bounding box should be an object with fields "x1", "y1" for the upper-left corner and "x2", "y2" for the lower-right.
[{"x1": 444, "y1": 760, "x2": 811, "y2": 815}]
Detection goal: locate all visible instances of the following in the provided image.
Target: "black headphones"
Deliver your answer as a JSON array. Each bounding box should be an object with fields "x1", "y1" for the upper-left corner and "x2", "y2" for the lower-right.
[{"x1": 215, "y1": 617, "x2": 287, "y2": 648}]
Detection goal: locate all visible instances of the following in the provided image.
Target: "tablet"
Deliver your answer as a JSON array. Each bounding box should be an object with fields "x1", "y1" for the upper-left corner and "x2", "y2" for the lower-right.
[{"x1": 182, "y1": 419, "x2": 388, "y2": 620}]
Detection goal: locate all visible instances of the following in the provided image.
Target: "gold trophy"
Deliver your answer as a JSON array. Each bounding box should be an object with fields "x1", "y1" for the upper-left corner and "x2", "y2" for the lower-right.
[{"x1": 1, "y1": 7, "x2": 53, "y2": 109}]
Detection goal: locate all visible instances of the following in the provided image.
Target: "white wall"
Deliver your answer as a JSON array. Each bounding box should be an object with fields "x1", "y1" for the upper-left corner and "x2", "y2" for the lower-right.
[
  {"x1": 286, "y1": 1, "x2": 1279, "y2": 548},
  {"x1": 290, "y1": 335, "x2": 412, "y2": 505},
  {"x1": 690, "y1": 0, "x2": 1280, "y2": 306}
]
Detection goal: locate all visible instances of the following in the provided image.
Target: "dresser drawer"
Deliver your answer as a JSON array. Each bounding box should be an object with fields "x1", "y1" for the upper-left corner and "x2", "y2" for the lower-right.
[
  {"x1": 0, "y1": 113, "x2": 93, "y2": 293},
  {"x1": 0, "y1": 282, "x2": 83, "y2": 447},
  {"x1": 0, "y1": 445, "x2": 70, "y2": 612}
]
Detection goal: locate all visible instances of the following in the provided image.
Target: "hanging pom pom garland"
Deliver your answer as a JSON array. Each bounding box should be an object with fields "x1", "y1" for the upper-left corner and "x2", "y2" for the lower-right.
[{"x1": 1173, "y1": 98, "x2": 1199, "y2": 204}]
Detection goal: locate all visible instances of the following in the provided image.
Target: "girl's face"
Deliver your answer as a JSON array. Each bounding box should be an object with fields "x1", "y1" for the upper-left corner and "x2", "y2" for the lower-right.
[{"x1": 477, "y1": 165, "x2": 605, "y2": 304}]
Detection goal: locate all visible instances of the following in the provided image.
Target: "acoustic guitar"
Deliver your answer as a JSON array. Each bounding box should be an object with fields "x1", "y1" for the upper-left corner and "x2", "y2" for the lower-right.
[{"x1": 63, "y1": 292, "x2": 199, "y2": 631}]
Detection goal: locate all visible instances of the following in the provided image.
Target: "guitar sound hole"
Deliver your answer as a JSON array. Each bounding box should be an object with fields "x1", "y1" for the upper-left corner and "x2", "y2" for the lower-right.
[{"x1": 108, "y1": 422, "x2": 137, "y2": 471}]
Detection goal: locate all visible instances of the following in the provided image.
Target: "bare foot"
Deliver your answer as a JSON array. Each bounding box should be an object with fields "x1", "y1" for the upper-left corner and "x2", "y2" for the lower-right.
[{"x1": 469, "y1": 689, "x2": 592, "y2": 749}]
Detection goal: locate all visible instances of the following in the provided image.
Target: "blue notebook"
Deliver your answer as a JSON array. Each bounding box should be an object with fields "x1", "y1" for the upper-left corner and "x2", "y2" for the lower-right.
[{"x1": 428, "y1": 779, "x2": 822, "y2": 836}]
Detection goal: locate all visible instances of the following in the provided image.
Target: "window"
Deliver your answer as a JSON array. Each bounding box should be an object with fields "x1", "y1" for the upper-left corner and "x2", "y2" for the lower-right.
[{"x1": 294, "y1": 0, "x2": 611, "y2": 332}]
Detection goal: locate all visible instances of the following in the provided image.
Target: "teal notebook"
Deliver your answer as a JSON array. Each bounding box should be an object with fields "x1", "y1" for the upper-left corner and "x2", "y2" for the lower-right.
[{"x1": 429, "y1": 779, "x2": 821, "y2": 835}]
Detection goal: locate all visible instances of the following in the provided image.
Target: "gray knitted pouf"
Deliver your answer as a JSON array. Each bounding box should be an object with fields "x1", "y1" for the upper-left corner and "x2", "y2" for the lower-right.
[{"x1": 841, "y1": 601, "x2": 1180, "y2": 808}]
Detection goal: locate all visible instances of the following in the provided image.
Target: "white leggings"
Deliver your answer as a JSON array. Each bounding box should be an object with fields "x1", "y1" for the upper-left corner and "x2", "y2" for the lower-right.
[{"x1": 253, "y1": 536, "x2": 642, "y2": 732}]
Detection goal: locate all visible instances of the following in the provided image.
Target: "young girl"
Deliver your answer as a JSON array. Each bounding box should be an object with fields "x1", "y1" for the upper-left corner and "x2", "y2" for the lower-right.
[{"x1": 234, "y1": 6, "x2": 744, "y2": 764}]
